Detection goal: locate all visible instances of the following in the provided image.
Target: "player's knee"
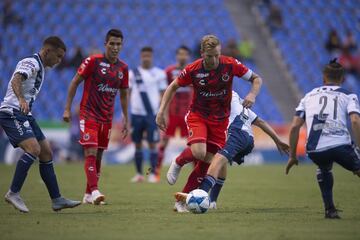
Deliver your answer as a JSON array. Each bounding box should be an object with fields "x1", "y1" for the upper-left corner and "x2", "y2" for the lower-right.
[
  {"x1": 192, "y1": 150, "x2": 206, "y2": 161},
  {"x1": 84, "y1": 147, "x2": 97, "y2": 157},
  {"x1": 26, "y1": 142, "x2": 41, "y2": 157}
]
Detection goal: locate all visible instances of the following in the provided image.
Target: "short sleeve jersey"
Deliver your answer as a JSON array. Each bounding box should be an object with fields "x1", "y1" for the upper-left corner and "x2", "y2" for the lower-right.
[
  {"x1": 177, "y1": 56, "x2": 252, "y2": 121},
  {"x1": 77, "y1": 54, "x2": 129, "y2": 123}
]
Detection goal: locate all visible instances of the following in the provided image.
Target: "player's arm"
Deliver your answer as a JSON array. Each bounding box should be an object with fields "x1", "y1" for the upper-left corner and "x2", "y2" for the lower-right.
[
  {"x1": 285, "y1": 116, "x2": 305, "y2": 174},
  {"x1": 63, "y1": 73, "x2": 84, "y2": 122},
  {"x1": 243, "y1": 72, "x2": 263, "y2": 108},
  {"x1": 253, "y1": 117, "x2": 289, "y2": 155},
  {"x1": 350, "y1": 113, "x2": 360, "y2": 148},
  {"x1": 11, "y1": 73, "x2": 29, "y2": 114},
  {"x1": 156, "y1": 79, "x2": 181, "y2": 131},
  {"x1": 119, "y1": 88, "x2": 129, "y2": 139}
]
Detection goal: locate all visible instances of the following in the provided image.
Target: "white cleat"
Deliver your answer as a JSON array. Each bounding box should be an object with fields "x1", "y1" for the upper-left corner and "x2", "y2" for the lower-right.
[
  {"x1": 147, "y1": 173, "x2": 159, "y2": 183},
  {"x1": 82, "y1": 193, "x2": 92, "y2": 204},
  {"x1": 167, "y1": 160, "x2": 182, "y2": 185},
  {"x1": 130, "y1": 174, "x2": 145, "y2": 183},
  {"x1": 173, "y1": 201, "x2": 189, "y2": 213},
  {"x1": 4, "y1": 191, "x2": 29, "y2": 213},
  {"x1": 209, "y1": 201, "x2": 217, "y2": 210},
  {"x1": 91, "y1": 190, "x2": 105, "y2": 205}
]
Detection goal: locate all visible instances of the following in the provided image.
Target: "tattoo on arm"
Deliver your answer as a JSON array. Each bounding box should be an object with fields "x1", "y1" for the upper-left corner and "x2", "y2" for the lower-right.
[{"x1": 11, "y1": 73, "x2": 26, "y2": 101}]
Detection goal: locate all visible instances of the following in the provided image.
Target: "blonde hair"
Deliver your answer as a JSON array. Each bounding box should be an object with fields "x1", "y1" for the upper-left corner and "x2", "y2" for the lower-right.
[{"x1": 200, "y1": 35, "x2": 220, "y2": 52}]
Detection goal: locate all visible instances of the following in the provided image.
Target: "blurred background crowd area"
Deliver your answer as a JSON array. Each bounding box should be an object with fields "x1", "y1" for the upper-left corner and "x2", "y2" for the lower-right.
[{"x1": 0, "y1": 0, "x2": 359, "y2": 163}]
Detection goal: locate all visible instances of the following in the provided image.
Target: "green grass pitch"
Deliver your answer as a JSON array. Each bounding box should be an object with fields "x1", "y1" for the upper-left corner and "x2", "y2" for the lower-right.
[{"x1": 0, "y1": 163, "x2": 359, "y2": 240}]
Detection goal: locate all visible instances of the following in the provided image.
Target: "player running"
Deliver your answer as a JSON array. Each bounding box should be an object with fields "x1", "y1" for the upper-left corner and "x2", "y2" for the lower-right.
[
  {"x1": 0, "y1": 36, "x2": 81, "y2": 213},
  {"x1": 286, "y1": 59, "x2": 360, "y2": 219},
  {"x1": 156, "y1": 35, "x2": 263, "y2": 212},
  {"x1": 175, "y1": 91, "x2": 289, "y2": 210},
  {"x1": 63, "y1": 29, "x2": 129, "y2": 205},
  {"x1": 129, "y1": 46, "x2": 167, "y2": 183},
  {"x1": 155, "y1": 45, "x2": 192, "y2": 179}
]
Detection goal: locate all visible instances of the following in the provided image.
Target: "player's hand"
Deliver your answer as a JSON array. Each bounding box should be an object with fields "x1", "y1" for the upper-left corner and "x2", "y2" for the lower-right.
[
  {"x1": 121, "y1": 119, "x2": 128, "y2": 139},
  {"x1": 243, "y1": 93, "x2": 256, "y2": 108},
  {"x1": 275, "y1": 140, "x2": 290, "y2": 156},
  {"x1": 63, "y1": 109, "x2": 71, "y2": 123},
  {"x1": 285, "y1": 157, "x2": 299, "y2": 175},
  {"x1": 19, "y1": 98, "x2": 29, "y2": 115},
  {"x1": 156, "y1": 112, "x2": 167, "y2": 131}
]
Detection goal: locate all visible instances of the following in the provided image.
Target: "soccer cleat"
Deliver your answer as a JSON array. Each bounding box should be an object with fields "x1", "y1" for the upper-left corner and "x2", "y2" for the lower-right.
[
  {"x1": 82, "y1": 193, "x2": 93, "y2": 204},
  {"x1": 173, "y1": 201, "x2": 189, "y2": 213},
  {"x1": 4, "y1": 191, "x2": 29, "y2": 213},
  {"x1": 91, "y1": 190, "x2": 105, "y2": 205},
  {"x1": 52, "y1": 197, "x2": 81, "y2": 211},
  {"x1": 130, "y1": 174, "x2": 145, "y2": 183},
  {"x1": 325, "y1": 208, "x2": 341, "y2": 219},
  {"x1": 174, "y1": 192, "x2": 188, "y2": 203},
  {"x1": 147, "y1": 173, "x2": 159, "y2": 183},
  {"x1": 166, "y1": 160, "x2": 182, "y2": 185},
  {"x1": 209, "y1": 201, "x2": 217, "y2": 210}
]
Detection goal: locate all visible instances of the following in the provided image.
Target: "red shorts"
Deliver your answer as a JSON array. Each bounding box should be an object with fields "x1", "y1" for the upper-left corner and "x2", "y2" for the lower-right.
[
  {"x1": 184, "y1": 112, "x2": 228, "y2": 150},
  {"x1": 79, "y1": 119, "x2": 112, "y2": 149},
  {"x1": 166, "y1": 114, "x2": 188, "y2": 137}
]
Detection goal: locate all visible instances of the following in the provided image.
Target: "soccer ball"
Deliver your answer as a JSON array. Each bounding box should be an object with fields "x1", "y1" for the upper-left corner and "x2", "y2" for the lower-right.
[{"x1": 186, "y1": 189, "x2": 210, "y2": 214}]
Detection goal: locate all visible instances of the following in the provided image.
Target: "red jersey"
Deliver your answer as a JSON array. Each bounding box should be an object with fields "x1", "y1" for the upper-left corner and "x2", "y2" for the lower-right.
[
  {"x1": 177, "y1": 55, "x2": 250, "y2": 121},
  {"x1": 165, "y1": 64, "x2": 192, "y2": 117},
  {"x1": 77, "y1": 54, "x2": 129, "y2": 123}
]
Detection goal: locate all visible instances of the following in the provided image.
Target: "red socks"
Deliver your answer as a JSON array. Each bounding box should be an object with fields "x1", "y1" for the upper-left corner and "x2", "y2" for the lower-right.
[
  {"x1": 182, "y1": 160, "x2": 210, "y2": 193},
  {"x1": 85, "y1": 155, "x2": 98, "y2": 193},
  {"x1": 156, "y1": 145, "x2": 166, "y2": 176},
  {"x1": 175, "y1": 147, "x2": 196, "y2": 167}
]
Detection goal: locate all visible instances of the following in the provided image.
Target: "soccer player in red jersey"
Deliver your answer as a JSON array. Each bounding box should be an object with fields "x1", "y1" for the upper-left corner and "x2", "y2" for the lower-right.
[
  {"x1": 156, "y1": 35, "x2": 263, "y2": 212},
  {"x1": 155, "y1": 45, "x2": 192, "y2": 179},
  {"x1": 63, "y1": 29, "x2": 129, "y2": 205}
]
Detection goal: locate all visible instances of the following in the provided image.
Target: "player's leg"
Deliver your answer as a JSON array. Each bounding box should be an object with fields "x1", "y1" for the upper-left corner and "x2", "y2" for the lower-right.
[
  {"x1": 308, "y1": 150, "x2": 338, "y2": 219},
  {"x1": 131, "y1": 115, "x2": 146, "y2": 182},
  {"x1": 156, "y1": 134, "x2": 169, "y2": 179},
  {"x1": 38, "y1": 139, "x2": 81, "y2": 211},
  {"x1": 167, "y1": 113, "x2": 207, "y2": 185},
  {"x1": 0, "y1": 111, "x2": 40, "y2": 212},
  {"x1": 333, "y1": 145, "x2": 360, "y2": 177},
  {"x1": 146, "y1": 115, "x2": 160, "y2": 183}
]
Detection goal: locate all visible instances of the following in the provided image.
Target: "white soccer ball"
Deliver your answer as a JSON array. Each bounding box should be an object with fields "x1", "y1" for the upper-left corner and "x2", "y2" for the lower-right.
[{"x1": 186, "y1": 189, "x2": 210, "y2": 214}]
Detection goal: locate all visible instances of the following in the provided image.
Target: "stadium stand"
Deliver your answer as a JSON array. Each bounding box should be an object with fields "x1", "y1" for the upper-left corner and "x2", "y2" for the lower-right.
[
  {"x1": 258, "y1": 0, "x2": 360, "y2": 95},
  {"x1": 1, "y1": 0, "x2": 283, "y2": 122}
]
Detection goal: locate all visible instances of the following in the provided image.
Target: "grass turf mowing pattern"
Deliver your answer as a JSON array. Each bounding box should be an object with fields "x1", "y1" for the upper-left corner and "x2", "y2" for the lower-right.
[{"x1": 0, "y1": 164, "x2": 359, "y2": 240}]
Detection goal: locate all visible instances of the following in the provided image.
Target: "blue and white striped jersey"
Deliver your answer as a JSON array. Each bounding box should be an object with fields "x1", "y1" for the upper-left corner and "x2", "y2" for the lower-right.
[
  {"x1": 295, "y1": 85, "x2": 360, "y2": 152},
  {"x1": 0, "y1": 54, "x2": 45, "y2": 114},
  {"x1": 229, "y1": 91, "x2": 258, "y2": 137}
]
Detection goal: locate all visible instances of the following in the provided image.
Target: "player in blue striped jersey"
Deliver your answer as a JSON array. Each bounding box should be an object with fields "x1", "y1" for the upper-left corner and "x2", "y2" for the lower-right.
[
  {"x1": 0, "y1": 36, "x2": 81, "y2": 213},
  {"x1": 286, "y1": 59, "x2": 360, "y2": 219}
]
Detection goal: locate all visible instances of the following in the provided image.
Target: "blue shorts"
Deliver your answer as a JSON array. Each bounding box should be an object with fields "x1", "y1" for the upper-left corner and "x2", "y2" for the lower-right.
[
  {"x1": 308, "y1": 145, "x2": 360, "y2": 172},
  {"x1": 218, "y1": 117, "x2": 254, "y2": 165},
  {"x1": 0, "y1": 109, "x2": 45, "y2": 148},
  {"x1": 131, "y1": 114, "x2": 159, "y2": 144}
]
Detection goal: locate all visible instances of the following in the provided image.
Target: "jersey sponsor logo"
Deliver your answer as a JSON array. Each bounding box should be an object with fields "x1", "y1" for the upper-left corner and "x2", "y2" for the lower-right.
[
  {"x1": 196, "y1": 73, "x2": 209, "y2": 78},
  {"x1": 199, "y1": 89, "x2": 227, "y2": 98},
  {"x1": 97, "y1": 83, "x2": 118, "y2": 93},
  {"x1": 99, "y1": 62, "x2": 110, "y2": 67},
  {"x1": 222, "y1": 73, "x2": 230, "y2": 82}
]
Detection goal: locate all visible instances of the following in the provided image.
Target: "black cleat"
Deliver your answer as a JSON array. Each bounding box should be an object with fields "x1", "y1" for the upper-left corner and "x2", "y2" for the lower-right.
[{"x1": 325, "y1": 208, "x2": 341, "y2": 219}]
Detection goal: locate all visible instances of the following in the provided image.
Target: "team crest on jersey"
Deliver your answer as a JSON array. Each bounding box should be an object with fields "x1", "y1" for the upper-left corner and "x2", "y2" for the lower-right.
[
  {"x1": 83, "y1": 133, "x2": 90, "y2": 141},
  {"x1": 189, "y1": 129, "x2": 193, "y2": 137},
  {"x1": 118, "y1": 71, "x2": 124, "y2": 79},
  {"x1": 222, "y1": 73, "x2": 230, "y2": 82}
]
